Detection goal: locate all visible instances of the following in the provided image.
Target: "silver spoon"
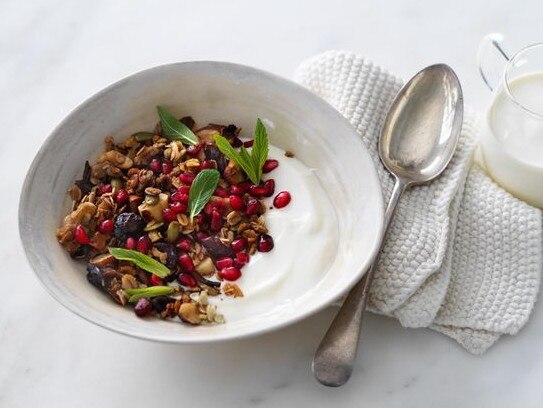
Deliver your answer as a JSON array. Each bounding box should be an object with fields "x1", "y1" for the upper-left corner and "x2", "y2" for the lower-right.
[{"x1": 312, "y1": 64, "x2": 463, "y2": 387}]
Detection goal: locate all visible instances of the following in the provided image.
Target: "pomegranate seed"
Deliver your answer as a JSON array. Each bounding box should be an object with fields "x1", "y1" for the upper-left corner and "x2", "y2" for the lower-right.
[
  {"x1": 214, "y1": 187, "x2": 229, "y2": 198},
  {"x1": 125, "y1": 237, "x2": 137, "y2": 250},
  {"x1": 137, "y1": 235, "x2": 151, "y2": 253},
  {"x1": 178, "y1": 253, "x2": 195, "y2": 272},
  {"x1": 210, "y1": 209, "x2": 222, "y2": 231},
  {"x1": 195, "y1": 214, "x2": 206, "y2": 226},
  {"x1": 263, "y1": 179, "x2": 275, "y2": 197},
  {"x1": 263, "y1": 159, "x2": 279, "y2": 173},
  {"x1": 100, "y1": 184, "x2": 112, "y2": 194},
  {"x1": 176, "y1": 239, "x2": 192, "y2": 252},
  {"x1": 162, "y1": 208, "x2": 177, "y2": 223},
  {"x1": 232, "y1": 137, "x2": 243, "y2": 147},
  {"x1": 236, "y1": 252, "x2": 249, "y2": 265},
  {"x1": 246, "y1": 199, "x2": 261, "y2": 215},
  {"x1": 179, "y1": 173, "x2": 195, "y2": 184},
  {"x1": 230, "y1": 182, "x2": 251, "y2": 196},
  {"x1": 257, "y1": 234, "x2": 274, "y2": 252},
  {"x1": 219, "y1": 267, "x2": 242, "y2": 281},
  {"x1": 134, "y1": 297, "x2": 152, "y2": 317},
  {"x1": 178, "y1": 185, "x2": 191, "y2": 194},
  {"x1": 199, "y1": 160, "x2": 214, "y2": 170},
  {"x1": 97, "y1": 219, "x2": 114, "y2": 234},
  {"x1": 196, "y1": 231, "x2": 209, "y2": 240},
  {"x1": 204, "y1": 202, "x2": 215, "y2": 215},
  {"x1": 216, "y1": 257, "x2": 234, "y2": 269},
  {"x1": 170, "y1": 202, "x2": 187, "y2": 214},
  {"x1": 229, "y1": 195, "x2": 246, "y2": 211},
  {"x1": 249, "y1": 185, "x2": 267, "y2": 197},
  {"x1": 149, "y1": 274, "x2": 163, "y2": 286},
  {"x1": 243, "y1": 139, "x2": 254, "y2": 147},
  {"x1": 273, "y1": 191, "x2": 292, "y2": 209},
  {"x1": 178, "y1": 273, "x2": 197, "y2": 287},
  {"x1": 186, "y1": 144, "x2": 202, "y2": 157},
  {"x1": 115, "y1": 188, "x2": 129, "y2": 204},
  {"x1": 162, "y1": 160, "x2": 173, "y2": 175},
  {"x1": 231, "y1": 238, "x2": 247, "y2": 252},
  {"x1": 74, "y1": 224, "x2": 91, "y2": 245},
  {"x1": 171, "y1": 192, "x2": 189, "y2": 204},
  {"x1": 150, "y1": 158, "x2": 162, "y2": 173}
]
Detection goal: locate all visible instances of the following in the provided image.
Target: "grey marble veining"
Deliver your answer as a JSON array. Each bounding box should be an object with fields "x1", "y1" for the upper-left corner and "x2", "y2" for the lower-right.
[{"x1": 3, "y1": 0, "x2": 543, "y2": 407}]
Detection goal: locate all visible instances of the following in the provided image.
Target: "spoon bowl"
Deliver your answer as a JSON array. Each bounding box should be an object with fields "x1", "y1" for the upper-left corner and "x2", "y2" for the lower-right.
[{"x1": 379, "y1": 64, "x2": 463, "y2": 184}]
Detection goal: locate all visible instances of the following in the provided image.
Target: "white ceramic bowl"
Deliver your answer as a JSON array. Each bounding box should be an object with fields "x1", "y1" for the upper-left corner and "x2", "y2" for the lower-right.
[{"x1": 19, "y1": 62, "x2": 384, "y2": 343}]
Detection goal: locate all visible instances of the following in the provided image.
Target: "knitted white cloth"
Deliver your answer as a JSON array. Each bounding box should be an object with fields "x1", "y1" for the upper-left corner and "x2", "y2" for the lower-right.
[{"x1": 295, "y1": 51, "x2": 543, "y2": 354}]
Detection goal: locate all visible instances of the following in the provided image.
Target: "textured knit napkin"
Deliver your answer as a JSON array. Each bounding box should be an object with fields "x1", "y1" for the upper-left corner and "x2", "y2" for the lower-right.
[{"x1": 295, "y1": 51, "x2": 543, "y2": 354}]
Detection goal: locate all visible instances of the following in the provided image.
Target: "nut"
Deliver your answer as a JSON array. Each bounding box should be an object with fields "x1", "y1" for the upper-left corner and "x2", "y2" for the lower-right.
[
  {"x1": 185, "y1": 158, "x2": 200, "y2": 170},
  {"x1": 195, "y1": 257, "x2": 215, "y2": 276},
  {"x1": 89, "y1": 253, "x2": 116, "y2": 269},
  {"x1": 223, "y1": 282, "x2": 244, "y2": 298},
  {"x1": 138, "y1": 193, "x2": 169, "y2": 221},
  {"x1": 226, "y1": 211, "x2": 242, "y2": 226},
  {"x1": 121, "y1": 274, "x2": 138, "y2": 290},
  {"x1": 178, "y1": 302, "x2": 202, "y2": 325},
  {"x1": 144, "y1": 187, "x2": 161, "y2": 196},
  {"x1": 97, "y1": 150, "x2": 133, "y2": 169},
  {"x1": 144, "y1": 220, "x2": 164, "y2": 231}
]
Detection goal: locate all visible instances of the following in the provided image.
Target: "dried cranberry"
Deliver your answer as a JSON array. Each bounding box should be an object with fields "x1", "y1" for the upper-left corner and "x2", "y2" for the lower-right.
[
  {"x1": 257, "y1": 234, "x2": 274, "y2": 252},
  {"x1": 151, "y1": 296, "x2": 173, "y2": 312},
  {"x1": 219, "y1": 267, "x2": 242, "y2": 281},
  {"x1": 273, "y1": 191, "x2": 291, "y2": 208},
  {"x1": 153, "y1": 243, "x2": 178, "y2": 269},
  {"x1": 196, "y1": 231, "x2": 209, "y2": 241},
  {"x1": 231, "y1": 238, "x2": 247, "y2": 252},
  {"x1": 199, "y1": 234, "x2": 235, "y2": 260},
  {"x1": 243, "y1": 139, "x2": 254, "y2": 147},
  {"x1": 262, "y1": 159, "x2": 279, "y2": 173},
  {"x1": 178, "y1": 273, "x2": 197, "y2": 287},
  {"x1": 115, "y1": 189, "x2": 129, "y2": 204},
  {"x1": 134, "y1": 298, "x2": 152, "y2": 317},
  {"x1": 74, "y1": 225, "x2": 91, "y2": 245},
  {"x1": 97, "y1": 219, "x2": 114, "y2": 234},
  {"x1": 232, "y1": 137, "x2": 243, "y2": 147}
]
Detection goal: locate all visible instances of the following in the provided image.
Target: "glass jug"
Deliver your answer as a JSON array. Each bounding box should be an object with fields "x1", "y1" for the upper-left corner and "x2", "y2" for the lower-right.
[{"x1": 478, "y1": 33, "x2": 543, "y2": 208}]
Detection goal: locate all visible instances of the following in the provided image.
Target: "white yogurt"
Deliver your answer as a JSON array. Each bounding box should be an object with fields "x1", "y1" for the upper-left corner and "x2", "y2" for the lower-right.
[{"x1": 213, "y1": 144, "x2": 338, "y2": 322}]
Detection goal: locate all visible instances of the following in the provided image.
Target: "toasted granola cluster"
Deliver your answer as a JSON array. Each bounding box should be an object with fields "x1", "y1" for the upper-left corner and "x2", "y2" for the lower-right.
[{"x1": 56, "y1": 115, "x2": 283, "y2": 324}]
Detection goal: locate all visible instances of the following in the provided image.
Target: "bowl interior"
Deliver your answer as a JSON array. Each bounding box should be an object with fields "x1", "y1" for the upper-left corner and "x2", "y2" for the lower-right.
[{"x1": 19, "y1": 62, "x2": 383, "y2": 342}]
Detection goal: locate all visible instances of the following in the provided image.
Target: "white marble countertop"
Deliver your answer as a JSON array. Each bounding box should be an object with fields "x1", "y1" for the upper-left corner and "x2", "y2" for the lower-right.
[{"x1": 2, "y1": 0, "x2": 543, "y2": 406}]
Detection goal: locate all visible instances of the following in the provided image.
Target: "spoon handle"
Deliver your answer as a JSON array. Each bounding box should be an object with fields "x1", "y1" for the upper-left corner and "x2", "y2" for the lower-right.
[{"x1": 312, "y1": 177, "x2": 408, "y2": 387}]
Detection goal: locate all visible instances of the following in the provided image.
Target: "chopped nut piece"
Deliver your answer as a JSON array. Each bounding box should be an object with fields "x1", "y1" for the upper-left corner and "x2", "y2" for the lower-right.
[
  {"x1": 226, "y1": 211, "x2": 242, "y2": 226},
  {"x1": 121, "y1": 274, "x2": 138, "y2": 290},
  {"x1": 178, "y1": 303, "x2": 202, "y2": 325},
  {"x1": 144, "y1": 187, "x2": 161, "y2": 196},
  {"x1": 195, "y1": 257, "x2": 215, "y2": 276},
  {"x1": 138, "y1": 192, "x2": 169, "y2": 221},
  {"x1": 223, "y1": 282, "x2": 244, "y2": 298},
  {"x1": 285, "y1": 150, "x2": 295, "y2": 158}
]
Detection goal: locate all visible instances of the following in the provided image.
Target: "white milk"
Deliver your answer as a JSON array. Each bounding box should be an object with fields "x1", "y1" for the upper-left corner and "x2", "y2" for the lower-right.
[{"x1": 481, "y1": 72, "x2": 543, "y2": 207}]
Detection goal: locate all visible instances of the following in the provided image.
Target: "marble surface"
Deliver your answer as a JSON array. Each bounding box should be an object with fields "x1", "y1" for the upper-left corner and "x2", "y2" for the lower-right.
[{"x1": 2, "y1": 0, "x2": 543, "y2": 406}]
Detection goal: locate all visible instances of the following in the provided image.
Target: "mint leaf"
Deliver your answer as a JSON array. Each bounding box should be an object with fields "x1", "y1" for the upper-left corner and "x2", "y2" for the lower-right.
[
  {"x1": 188, "y1": 169, "x2": 220, "y2": 220},
  {"x1": 157, "y1": 106, "x2": 199, "y2": 145},
  {"x1": 252, "y1": 118, "x2": 269, "y2": 183},
  {"x1": 125, "y1": 286, "x2": 175, "y2": 303},
  {"x1": 108, "y1": 248, "x2": 171, "y2": 278}
]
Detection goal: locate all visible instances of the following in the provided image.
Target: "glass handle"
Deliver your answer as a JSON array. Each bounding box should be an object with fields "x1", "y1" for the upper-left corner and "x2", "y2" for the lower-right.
[{"x1": 477, "y1": 33, "x2": 511, "y2": 91}]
